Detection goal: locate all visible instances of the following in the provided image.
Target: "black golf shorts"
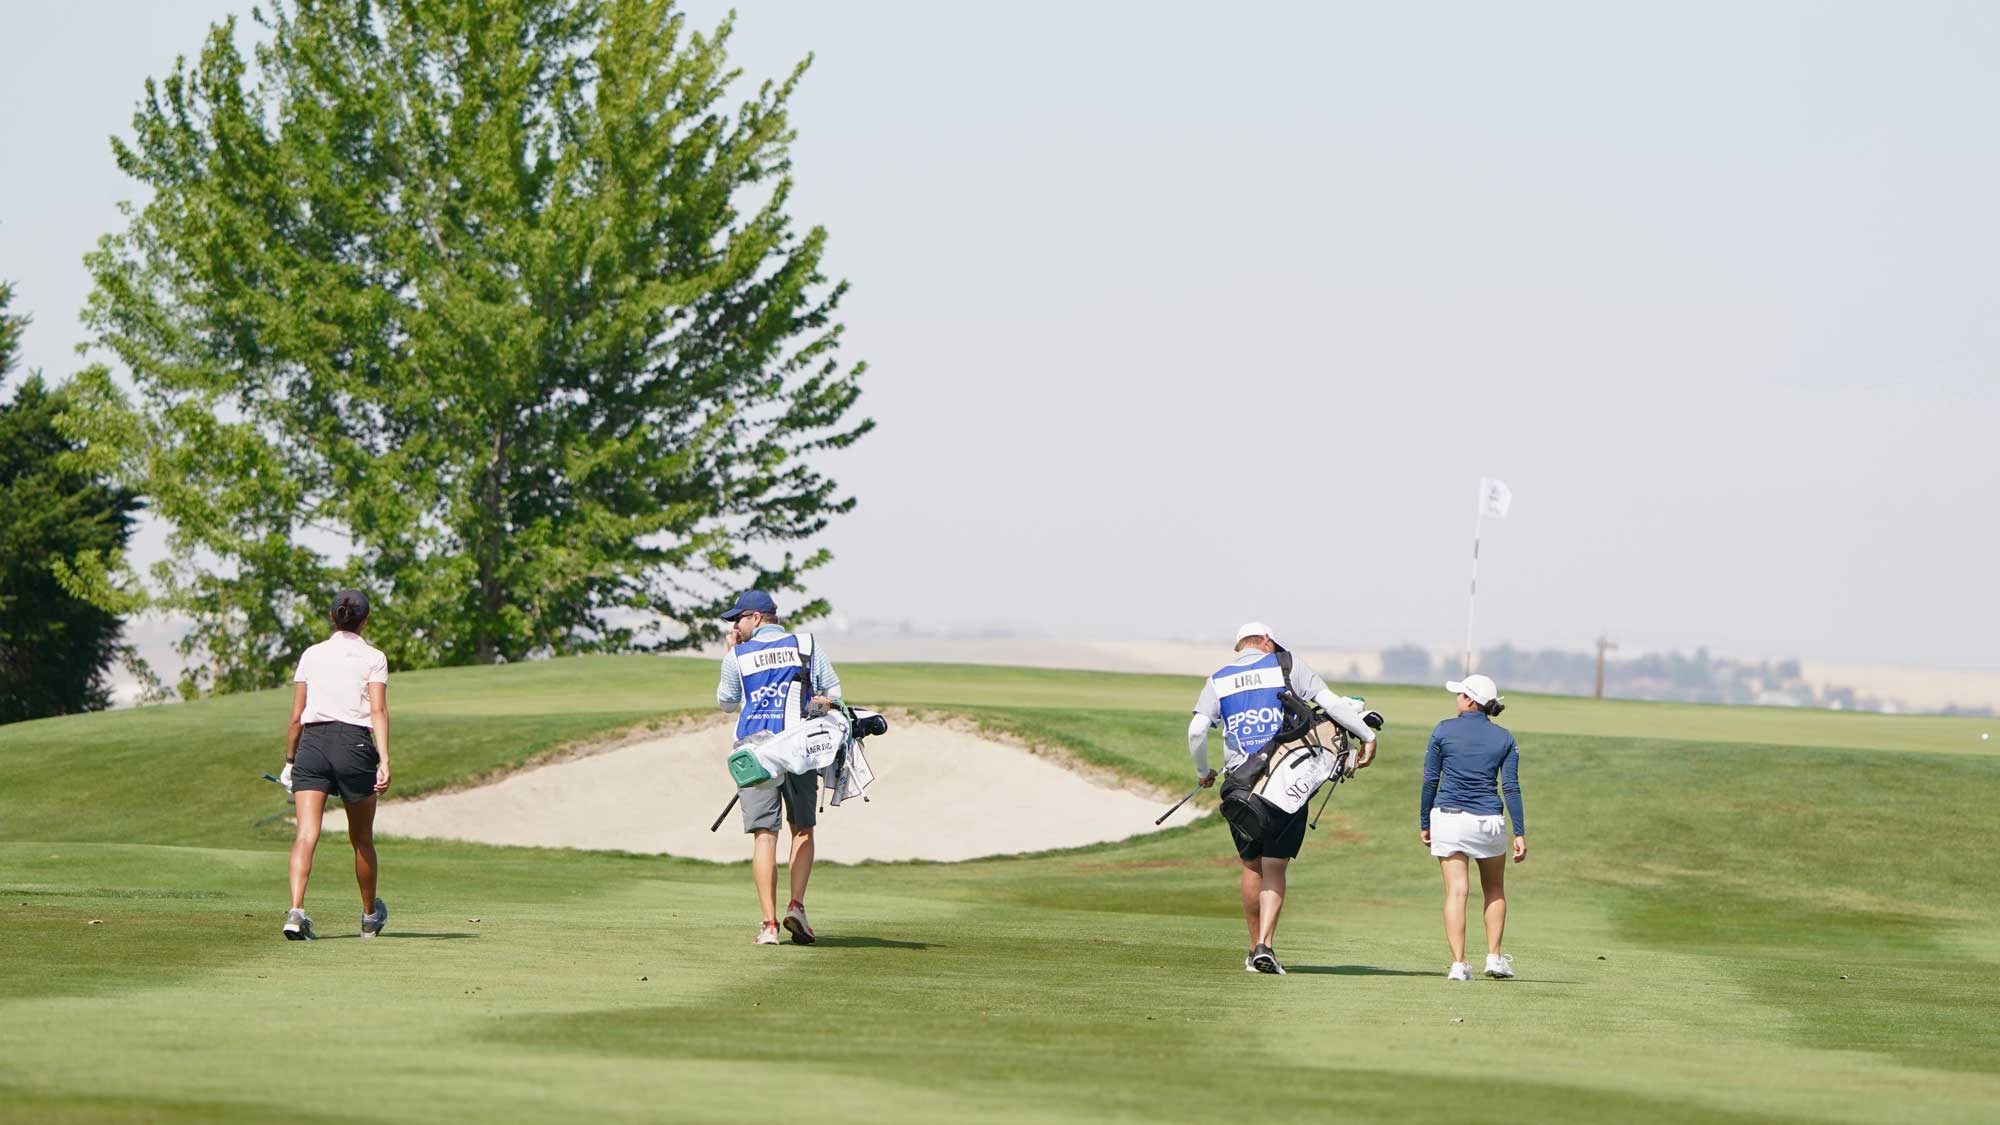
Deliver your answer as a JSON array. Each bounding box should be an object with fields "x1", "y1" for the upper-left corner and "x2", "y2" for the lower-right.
[
  {"x1": 1228, "y1": 801, "x2": 1307, "y2": 862},
  {"x1": 1220, "y1": 767, "x2": 1307, "y2": 861},
  {"x1": 293, "y1": 721, "x2": 380, "y2": 805}
]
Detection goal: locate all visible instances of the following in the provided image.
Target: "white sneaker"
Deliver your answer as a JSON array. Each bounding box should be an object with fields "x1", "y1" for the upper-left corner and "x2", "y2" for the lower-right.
[
  {"x1": 754, "y1": 921, "x2": 780, "y2": 945},
  {"x1": 282, "y1": 908, "x2": 315, "y2": 941},
  {"x1": 782, "y1": 903, "x2": 815, "y2": 946},
  {"x1": 1447, "y1": 962, "x2": 1471, "y2": 981},
  {"x1": 1244, "y1": 951, "x2": 1257, "y2": 973},
  {"x1": 1484, "y1": 953, "x2": 1515, "y2": 979}
]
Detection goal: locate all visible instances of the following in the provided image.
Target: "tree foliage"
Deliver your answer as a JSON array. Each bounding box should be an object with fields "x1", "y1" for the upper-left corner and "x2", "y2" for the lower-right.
[
  {"x1": 75, "y1": 0, "x2": 869, "y2": 692},
  {"x1": 0, "y1": 280, "x2": 143, "y2": 722}
]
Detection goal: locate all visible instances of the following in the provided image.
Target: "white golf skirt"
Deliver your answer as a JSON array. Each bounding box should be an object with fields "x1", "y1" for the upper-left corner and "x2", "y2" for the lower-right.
[{"x1": 1429, "y1": 809, "x2": 1507, "y2": 859}]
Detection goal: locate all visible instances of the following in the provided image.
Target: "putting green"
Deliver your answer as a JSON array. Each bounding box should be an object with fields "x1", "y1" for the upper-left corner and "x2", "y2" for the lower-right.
[{"x1": 1, "y1": 656, "x2": 1997, "y2": 1123}]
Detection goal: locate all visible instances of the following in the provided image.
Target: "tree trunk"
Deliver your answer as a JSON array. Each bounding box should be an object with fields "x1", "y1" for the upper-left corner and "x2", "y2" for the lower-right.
[{"x1": 475, "y1": 425, "x2": 508, "y2": 664}]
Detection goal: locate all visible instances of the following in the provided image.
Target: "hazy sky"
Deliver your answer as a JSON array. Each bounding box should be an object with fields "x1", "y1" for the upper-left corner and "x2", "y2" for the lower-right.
[{"x1": 4, "y1": 1, "x2": 1997, "y2": 670}]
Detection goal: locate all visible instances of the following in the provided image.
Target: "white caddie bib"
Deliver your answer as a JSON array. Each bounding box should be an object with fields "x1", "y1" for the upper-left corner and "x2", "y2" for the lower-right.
[
  {"x1": 1214, "y1": 665, "x2": 1286, "y2": 699},
  {"x1": 744, "y1": 647, "x2": 804, "y2": 673}
]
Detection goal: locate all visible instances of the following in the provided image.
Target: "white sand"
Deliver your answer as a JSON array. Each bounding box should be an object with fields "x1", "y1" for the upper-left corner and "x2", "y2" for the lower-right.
[{"x1": 324, "y1": 718, "x2": 1192, "y2": 863}]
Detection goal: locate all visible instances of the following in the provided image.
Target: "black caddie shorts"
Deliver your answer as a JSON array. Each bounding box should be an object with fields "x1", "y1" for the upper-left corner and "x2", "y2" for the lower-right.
[
  {"x1": 293, "y1": 721, "x2": 380, "y2": 805},
  {"x1": 1221, "y1": 766, "x2": 1308, "y2": 862}
]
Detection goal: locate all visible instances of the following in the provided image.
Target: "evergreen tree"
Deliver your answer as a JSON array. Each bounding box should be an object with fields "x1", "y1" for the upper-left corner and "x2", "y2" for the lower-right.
[{"x1": 0, "y1": 279, "x2": 142, "y2": 721}]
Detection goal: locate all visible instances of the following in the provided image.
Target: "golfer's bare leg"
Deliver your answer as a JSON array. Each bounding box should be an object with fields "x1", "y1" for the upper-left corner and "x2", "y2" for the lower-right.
[
  {"x1": 289, "y1": 791, "x2": 326, "y2": 910},
  {"x1": 1239, "y1": 860, "x2": 1261, "y2": 945},
  {"x1": 1475, "y1": 854, "x2": 1508, "y2": 956},
  {"x1": 1439, "y1": 855, "x2": 1470, "y2": 964},
  {"x1": 1255, "y1": 857, "x2": 1288, "y2": 948},
  {"x1": 787, "y1": 824, "x2": 814, "y2": 906},
  {"x1": 751, "y1": 829, "x2": 780, "y2": 923},
  {"x1": 345, "y1": 795, "x2": 379, "y2": 910}
]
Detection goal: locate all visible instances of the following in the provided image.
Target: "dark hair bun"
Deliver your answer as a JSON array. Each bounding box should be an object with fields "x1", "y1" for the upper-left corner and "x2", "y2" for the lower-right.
[
  {"x1": 1482, "y1": 700, "x2": 1506, "y2": 718},
  {"x1": 331, "y1": 588, "x2": 371, "y2": 631}
]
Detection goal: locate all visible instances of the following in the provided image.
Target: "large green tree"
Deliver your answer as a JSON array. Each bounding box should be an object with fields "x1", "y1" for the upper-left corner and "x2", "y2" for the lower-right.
[
  {"x1": 73, "y1": 0, "x2": 869, "y2": 693},
  {"x1": 0, "y1": 279, "x2": 143, "y2": 722}
]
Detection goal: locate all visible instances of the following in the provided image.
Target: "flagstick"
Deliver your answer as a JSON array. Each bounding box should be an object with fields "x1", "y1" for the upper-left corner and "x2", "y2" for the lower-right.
[{"x1": 1465, "y1": 506, "x2": 1483, "y2": 676}]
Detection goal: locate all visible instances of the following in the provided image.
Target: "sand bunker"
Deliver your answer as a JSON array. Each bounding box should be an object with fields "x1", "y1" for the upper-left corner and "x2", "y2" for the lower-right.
[{"x1": 324, "y1": 717, "x2": 1191, "y2": 862}]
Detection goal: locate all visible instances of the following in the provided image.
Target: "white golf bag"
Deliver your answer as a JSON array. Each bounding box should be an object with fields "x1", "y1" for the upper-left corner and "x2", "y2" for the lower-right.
[{"x1": 729, "y1": 707, "x2": 886, "y2": 807}]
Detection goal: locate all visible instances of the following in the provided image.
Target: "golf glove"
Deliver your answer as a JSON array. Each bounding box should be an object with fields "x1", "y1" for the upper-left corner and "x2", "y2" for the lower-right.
[{"x1": 279, "y1": 763, "x2": 294, "y2": 793}]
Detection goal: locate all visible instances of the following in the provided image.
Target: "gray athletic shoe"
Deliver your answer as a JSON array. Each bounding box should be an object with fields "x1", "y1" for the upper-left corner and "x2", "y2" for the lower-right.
[
  {"x1": 361, "y1": 898, "x2": 388, "y2": 938},
  {"x1": 282, "y1": 908, "x2": 315, "y2": 941},
  {"x1": 1250, "y1": 944, "x2": 1285, "y2": 975}
]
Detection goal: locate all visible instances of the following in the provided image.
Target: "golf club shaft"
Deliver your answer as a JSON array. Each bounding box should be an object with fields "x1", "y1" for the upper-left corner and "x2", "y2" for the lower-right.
[
  {"x1": 1309, "y1": 749, "x2": 1351, "y2": 829},
  {"x1": 709, "y1": 792, "x2": 739, "y2": 832},
  {"x1": 1155, "y1": 784, "x2": 1202, "y2": 826},
  {"x1": 260, "y1": 772, "x2": 283, "y2": 785}
]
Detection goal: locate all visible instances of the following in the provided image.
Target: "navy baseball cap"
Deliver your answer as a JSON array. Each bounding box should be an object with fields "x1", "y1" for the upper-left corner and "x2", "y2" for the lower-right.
[{"x1": 721, "y1": 590, "x2": 778, "y2": 621}]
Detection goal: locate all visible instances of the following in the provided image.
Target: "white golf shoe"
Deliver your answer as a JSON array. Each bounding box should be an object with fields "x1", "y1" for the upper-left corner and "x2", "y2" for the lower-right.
[
  {"x1": 1447, "y1": 962, "x2": 1471, "y2": 981},
  {"x1": 282, "y1": 908, "x2": 315, "y2": 941},
  {"x1": 754, "y1": 921, "x2": 780, "y2": 946},
  {"x1": 360, "y1": 897, "x2": 388, "y2": 938},
  {"x1": 782, "y1": 902, "x2": 815, "y2": 946},
  {"x1": 1484, "y1": 953, "x2": 1516, "y2": 979}
]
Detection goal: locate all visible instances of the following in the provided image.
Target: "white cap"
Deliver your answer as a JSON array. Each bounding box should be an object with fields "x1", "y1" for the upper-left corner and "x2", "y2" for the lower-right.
[
  {"x1": 1234, "y1": 621, "x2": 1277, "y2": 645},
  {"x1": 1446, "y1": 674, "x2": 1501, "y2": 706}
]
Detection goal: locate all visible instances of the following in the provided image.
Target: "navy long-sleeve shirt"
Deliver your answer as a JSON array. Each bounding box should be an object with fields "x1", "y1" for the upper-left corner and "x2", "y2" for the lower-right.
[{"x1": 1419, "y1": 711, "x2": 1524, "y2": 834}]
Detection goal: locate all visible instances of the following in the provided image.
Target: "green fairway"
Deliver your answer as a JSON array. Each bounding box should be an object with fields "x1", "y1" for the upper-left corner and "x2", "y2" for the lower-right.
[{"x1": 3, "y1": 656, "x2": 1998, "y2": 1122}]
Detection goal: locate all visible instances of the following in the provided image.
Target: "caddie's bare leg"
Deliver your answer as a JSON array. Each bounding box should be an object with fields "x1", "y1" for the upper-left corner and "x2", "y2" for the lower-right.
[
  {"x1": 788, "y1": 824, "x2": 815, "y2": 906},
  {"x1": 1239, "y1": 860, "x2": 1261, "y2": 946},
  {"x1": 752, "y1": 829, "x2": 779, "y2": 923},
  {"x1": 1256, "y1": 857, "x2": 1288, "y2": 948}
]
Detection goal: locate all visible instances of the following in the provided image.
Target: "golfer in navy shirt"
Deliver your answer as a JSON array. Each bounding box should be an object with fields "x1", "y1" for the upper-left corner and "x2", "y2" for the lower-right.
[{"x1": 1419, "y1": 674, "x2": 1527, "y2": 981}]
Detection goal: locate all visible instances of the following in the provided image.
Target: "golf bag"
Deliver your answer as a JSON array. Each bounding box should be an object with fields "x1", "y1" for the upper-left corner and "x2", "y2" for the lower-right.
[
  {"x1": 1218, "y1": 652, "x2": 1377, "y2": 842},
  {"x1": 726, "y1": 706, "x2": 889, "y2": 807}
]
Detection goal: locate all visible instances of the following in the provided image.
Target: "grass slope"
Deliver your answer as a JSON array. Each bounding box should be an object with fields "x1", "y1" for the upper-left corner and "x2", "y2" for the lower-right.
[{"x1": 1, "y1": 655, "x2": 1997, "y2": 1123}]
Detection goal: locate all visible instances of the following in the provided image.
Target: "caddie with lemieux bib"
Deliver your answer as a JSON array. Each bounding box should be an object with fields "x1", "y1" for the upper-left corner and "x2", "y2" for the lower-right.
[
  {"x1": 716, "y1": 590, "x2": 842, "y2": 947},
  {"x1": 1189, "y1": 622, "x2": 1379, "y2": 974}
]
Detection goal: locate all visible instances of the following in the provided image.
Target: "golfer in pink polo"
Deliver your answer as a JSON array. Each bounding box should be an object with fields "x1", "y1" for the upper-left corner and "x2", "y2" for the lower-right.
[{"x1": 278, "y1": 589, "x2": 392, "y2": 941}]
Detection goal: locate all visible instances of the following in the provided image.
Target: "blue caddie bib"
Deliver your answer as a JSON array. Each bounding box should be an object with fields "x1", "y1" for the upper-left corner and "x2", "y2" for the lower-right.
[
  {"x1": 734, "y1": 633, "x2": 810, "y2": 739},
  {"x1": 1212, "y1": 652, "x2": 1289, "y2": 763}
]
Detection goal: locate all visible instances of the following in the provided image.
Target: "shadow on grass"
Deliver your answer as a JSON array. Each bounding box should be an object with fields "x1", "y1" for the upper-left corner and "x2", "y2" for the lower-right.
[
  {"x1": 318, "y1": 931, "x2": 480, "y2": 940},
  {"x1": 1284, "y1": 964, "x2": 1437, "y2": 977},
  {"x1": 1286, "y1": 964, "x2": 1579, "y2": 984},
  {"x1": 808, "y1": 935, "x2": 932, "y2": 950}
]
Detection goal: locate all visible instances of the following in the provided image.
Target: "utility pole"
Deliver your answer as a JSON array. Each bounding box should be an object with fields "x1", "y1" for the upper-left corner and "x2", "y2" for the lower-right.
[{"x1": 1594, "y1": 634, "x2": 1618, "y2": 699}]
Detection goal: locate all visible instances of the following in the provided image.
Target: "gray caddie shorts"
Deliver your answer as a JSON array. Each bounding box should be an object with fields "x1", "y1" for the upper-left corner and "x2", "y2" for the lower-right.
[{"x1": 740, "y1": 772, "x2": 818, "y2": 834}]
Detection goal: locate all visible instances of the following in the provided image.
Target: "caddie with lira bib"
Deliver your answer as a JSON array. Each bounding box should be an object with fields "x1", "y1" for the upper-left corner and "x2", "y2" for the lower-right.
[
  {"x1": 717, "y1": 590, "x2": 843, "y2": 947},
  {"x1": 1187, "y1": 621, "x2": 1383, "y2": 975}
]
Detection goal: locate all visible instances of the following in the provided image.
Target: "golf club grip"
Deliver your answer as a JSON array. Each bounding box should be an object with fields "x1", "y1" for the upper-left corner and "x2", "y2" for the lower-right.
[
  {"x1": 1155, "y1": 786, "x2": 1200, "y2": 826},
  {"x1": 709, "y1": 793, "x2": 740, "y2": 832}
]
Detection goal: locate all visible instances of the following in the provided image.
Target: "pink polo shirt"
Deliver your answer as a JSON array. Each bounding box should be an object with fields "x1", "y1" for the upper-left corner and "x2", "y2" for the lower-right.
[{"x1": 294, "y1": 631, "x2": 389, "y2": 726}]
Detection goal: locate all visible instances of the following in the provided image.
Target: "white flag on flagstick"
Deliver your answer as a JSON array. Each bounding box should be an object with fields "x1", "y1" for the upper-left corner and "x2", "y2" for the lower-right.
[{"x1": 1479, "y1": 477, "x2": 1513, "y2": 519}]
